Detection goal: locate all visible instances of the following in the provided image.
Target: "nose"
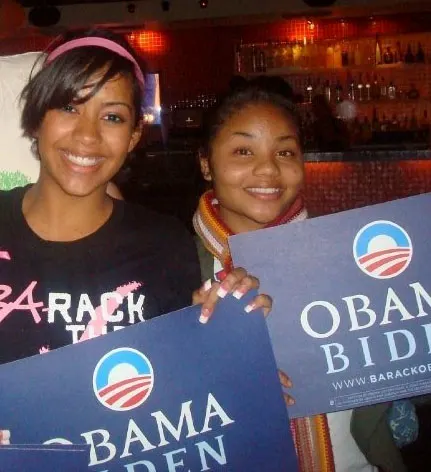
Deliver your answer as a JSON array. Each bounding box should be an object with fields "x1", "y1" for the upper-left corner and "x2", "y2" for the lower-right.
[
  {"x1": 72, "y1": 112, "x2": 101, "y2": 145},
  {"x1": 253, "y1": 155, "x2": 281, "y2": 177}
]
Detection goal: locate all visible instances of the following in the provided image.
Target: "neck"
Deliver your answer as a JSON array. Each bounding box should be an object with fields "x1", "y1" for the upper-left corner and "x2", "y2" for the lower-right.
[
  {"x1": 218, "y1": 207, "x2": 266, "y2": 235},
  {"x1": 23, "y1": 180, "x2": 113, "y2": 242},
  {"x1": 193, "y1": 190, "x2": 307, "y2": 271}
]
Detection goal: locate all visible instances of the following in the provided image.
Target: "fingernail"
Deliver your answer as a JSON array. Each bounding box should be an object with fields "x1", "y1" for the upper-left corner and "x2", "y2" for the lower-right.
[
  {"x1": 0, "y1": 430, "x2": 10, "y2": 441},
  {"x1": 216, "y1": 270, "x2": 228, "y2": 281},
  {"x1": 244, "y1": 303, "x2": 255, "y2": 313},
  {"x1": 199, "y1": 308, "x2": 211, "y2": 324},
  {"x1": 217, "y1": 286, "x2": 228, "y2": 298},
  {"x1": 203, "y1": 279, "x2": 212, "y2": 292},
  {"x1": 233, "y1": 289, "x2": 245, "y2": 300},
  {"x1": 288, "y1": 397, "x2": 295, "y2": 405}
]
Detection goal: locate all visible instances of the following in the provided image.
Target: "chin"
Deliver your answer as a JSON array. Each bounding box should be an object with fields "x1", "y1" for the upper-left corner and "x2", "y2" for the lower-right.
[
  {"x1": 61, "y1": 182, "x2": 105, "y2": 198},
  {"x1": 251, "y1": 209, "x2": 284, "y2": 225}
]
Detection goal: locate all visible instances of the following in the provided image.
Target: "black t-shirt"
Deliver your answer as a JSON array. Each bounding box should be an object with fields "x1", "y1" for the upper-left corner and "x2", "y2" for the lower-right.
[{"x1": 0, "y1": 186, "x2": 201, "y2": 365}]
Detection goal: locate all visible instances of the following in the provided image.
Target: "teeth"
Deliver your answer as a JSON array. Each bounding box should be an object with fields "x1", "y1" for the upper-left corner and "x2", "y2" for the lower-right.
[
  {"x1": 65, "y1": 153, "x2": 101, "y2": 167},
  {"x1": 247, "y1": 188, "x2": 281, "y2": 194}
]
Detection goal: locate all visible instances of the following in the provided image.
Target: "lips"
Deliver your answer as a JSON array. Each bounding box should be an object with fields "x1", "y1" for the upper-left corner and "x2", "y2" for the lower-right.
[
  {"x1": 63, "y1": 151, "x2": 104, "y2": 168},
  {"x1": 246, "y1": 187, "x2": 282, "y2": 195},
  {"x1": 244, "y1": 186, "x2": 284, "y2": 201}
]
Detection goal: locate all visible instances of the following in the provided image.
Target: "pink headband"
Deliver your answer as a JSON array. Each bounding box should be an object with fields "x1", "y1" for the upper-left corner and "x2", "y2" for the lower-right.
[{"x1": 46, "y1": 37, "x2": 145, "y2": 90}]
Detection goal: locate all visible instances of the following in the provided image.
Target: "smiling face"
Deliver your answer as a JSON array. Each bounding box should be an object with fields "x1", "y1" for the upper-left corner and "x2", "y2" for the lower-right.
[
  {"x1": 200, "y1": 102, "x2": 304, "y2": 234},
  {"x1": 35, "y1": 71, "x2": 142, "y2": 198}
]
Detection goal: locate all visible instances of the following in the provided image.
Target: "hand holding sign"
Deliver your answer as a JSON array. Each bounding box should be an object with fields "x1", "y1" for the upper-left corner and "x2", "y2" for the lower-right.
[{"x1": 193, "y1": 266, "x2": 272, "y2": 323}]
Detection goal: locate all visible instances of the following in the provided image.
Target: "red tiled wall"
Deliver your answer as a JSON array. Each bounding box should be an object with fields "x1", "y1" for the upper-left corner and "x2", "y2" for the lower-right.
[{"x1": 304, "y1": 160, "x2": 431, "y2": 216}]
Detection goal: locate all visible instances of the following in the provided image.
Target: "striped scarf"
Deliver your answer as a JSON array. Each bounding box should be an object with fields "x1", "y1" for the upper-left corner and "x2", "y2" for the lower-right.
[{"x1": 193, "y1": 190, "x2": 335, "y2": 472}]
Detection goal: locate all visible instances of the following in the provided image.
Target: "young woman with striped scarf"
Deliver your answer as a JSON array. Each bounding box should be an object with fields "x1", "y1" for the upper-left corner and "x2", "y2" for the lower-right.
[{"x1": 193, "y1": 81, "x2": 379, "y2": 472}]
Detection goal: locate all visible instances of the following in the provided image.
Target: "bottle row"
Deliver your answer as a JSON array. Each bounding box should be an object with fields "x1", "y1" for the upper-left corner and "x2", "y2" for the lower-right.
[
  {"x1": 236, "y1": 37, "x2": 430, "y2": 74},
  {"x1": 297, "y1": 75, "x2": 423, "y2": 104},
  {"x1": 301, "y1": 107, "x2": 430, "y2": 150},
  {"x1": 167, "y1": 93, "x2": 218, "y2": 110},
  {"x1": 376, "y1": 39, "x2": 425, "y2": 66}
]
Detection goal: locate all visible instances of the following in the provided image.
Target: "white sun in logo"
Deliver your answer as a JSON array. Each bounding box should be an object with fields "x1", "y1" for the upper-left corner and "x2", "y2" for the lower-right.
[{"x1": 108, "y1": 363, "x2": 139, "y2": 384}]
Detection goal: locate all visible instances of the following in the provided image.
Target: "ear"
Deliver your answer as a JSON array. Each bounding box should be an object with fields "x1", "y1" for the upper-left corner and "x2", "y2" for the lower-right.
[
  {"x1": 199, "y1": 150, "x2": 212, "y2": 182},
  {"x1": 128, "y1": 120, "x2": 144, "y2": 153}
]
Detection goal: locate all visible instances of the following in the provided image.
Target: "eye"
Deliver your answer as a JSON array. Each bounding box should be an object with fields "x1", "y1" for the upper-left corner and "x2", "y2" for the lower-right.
[
  {"x1": 277, "y1": 150, "x2": 295, "y2": 159},
  {"x1": 233, "y1": 147, "x2": 253, "y2": 156},
  {"x1": 61, "y1": 104, "x2": 76, "y2": 113},
  {"x1": 104, "y1": 113, "x2": 125, "y2": 124}
]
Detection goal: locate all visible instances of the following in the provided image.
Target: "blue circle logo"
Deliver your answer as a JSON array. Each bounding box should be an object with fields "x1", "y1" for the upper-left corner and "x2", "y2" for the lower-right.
[
  {"x1": 93, "y1": 348, "x2": 154, "y2": 412},
  {"x1": 353, "y1": 220, "x2": 413, "y2": 279}
]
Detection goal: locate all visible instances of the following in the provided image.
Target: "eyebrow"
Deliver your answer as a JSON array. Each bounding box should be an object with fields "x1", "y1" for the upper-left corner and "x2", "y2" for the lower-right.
[
  {"x1": 102, "y1": 101, "x2": 133, "y2": 112},
  {"x1": 232, "y1": 131, "x2": 298, "y2": 142}
]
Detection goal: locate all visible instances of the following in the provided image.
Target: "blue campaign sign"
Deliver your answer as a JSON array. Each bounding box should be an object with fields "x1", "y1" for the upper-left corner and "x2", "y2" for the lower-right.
[
  {"x1": 0, "y1": 444, "x2": 89, "y2": 470},
  {"x1": 0, "y1": 295, "x2": 298, "y2": 471},
  {"x1": 230, "y1": 193, "x2": 431, "y2": 418}
]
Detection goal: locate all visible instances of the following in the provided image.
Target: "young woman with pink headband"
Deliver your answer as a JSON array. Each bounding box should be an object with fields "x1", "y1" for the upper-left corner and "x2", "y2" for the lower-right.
[{"x1": 0, "y1": 29, "x2": 271, "y2": 442}]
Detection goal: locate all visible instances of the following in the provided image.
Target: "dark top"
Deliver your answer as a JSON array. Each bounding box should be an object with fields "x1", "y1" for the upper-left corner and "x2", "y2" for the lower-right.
[{"x1": 0, "y1": 186, "x2": 201, "y2": 364}]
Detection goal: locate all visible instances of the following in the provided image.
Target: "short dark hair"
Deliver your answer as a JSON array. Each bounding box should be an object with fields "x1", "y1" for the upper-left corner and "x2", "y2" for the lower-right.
[
  {"x1": 21, "y1": 28, "x2": 146, "y2": 137},
  {"x1": 201, "y1": 77, "x2": 303, "y2": 157}
]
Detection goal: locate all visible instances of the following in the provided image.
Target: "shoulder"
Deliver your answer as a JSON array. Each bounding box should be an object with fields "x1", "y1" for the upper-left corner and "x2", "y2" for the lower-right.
[
  {"x1": 0, "y1": 186, "x2": 25, "y2": 208},
  {"x1": 118, "y1": 201, "x2": 196, "y2": 247}
]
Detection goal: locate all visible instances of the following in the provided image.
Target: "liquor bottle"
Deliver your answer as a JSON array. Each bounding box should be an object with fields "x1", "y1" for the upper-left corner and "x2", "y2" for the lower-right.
[
  {"x1": 416, "y1": 43, "x2": 425, "y2": 63},
  {"x1": 324, "y1": 80, "x2": 332, "y2": 102},
  {"x1": 234, "y1": 42, "x2": 242, "y2": 73},
  {"x1": 383, "y1": 47, "x2": 394, "y2": 64},
  {"x1": 335, "y1": 80, "x2": 343, "y2": 103},
  {"x1": 354, "y1": 42, "x2": 362, "y2": 66},
  {"x1": 309, "y1": 40, "x2": 319, "y2": 68},
  {"x1": 372, "y1": 107, "x2": 379, "y2": 132},
  {"x1": 265, "y1": 41, "x2": 275, "y2": 70},
  {"x1": 380, "y1": 77, "x2": 387, "y2": 100},
  {"x1": 341, "y1": 42, "x2": 349, "y2": 67},
  {"x1": 375, "y1": 35, "x2": 382, "y2": 65},
  {"x1": 272, "y1": 43, "x2": 283, "y2": 69},
  {"x1": 292, "y1": 40, "x2": 302, "y2": 67},
  {"x1": 404, "y1": 43, "x2": 415, "y2": 63},
  {"x1": 306, "y1": 77, "x2": 313, "y2": 103},
  {"x1": 251, "y1": 45, "x2": 258, "y2": 73},
  {"x1": 371, "y1": 74, "x2": 380, "y2": 100},
  {"x1": 387, "y1": 81, "x2": 397, "y2": 100},
  {"x1": 326, "y1": 44, "x2": 334, "y2": 68},
  {"x1": 349, "y1": 77, "x2": 356, "y2": 101},
  {"x1": 380, "y1": 113, "x2": 389, "y2": 132},
  {"x1": 258, "y1": 48, "x2": 267, "y2": 73},
  {"x1": 357, "y1": 73, "x2": 364, "y2": 101},
  {"x1": 395, "y1": 41, "x2": 402, "y2": 63},
  {"x1": 334, "y1": 42, "x2": 342, "y2": 68},
  {"x1": 365, "y1": 74, "x2": 371, "y2": 101},
  {"x1": 313, "y1": 77, "x2": 322, "y2": 96},
  {"x1": 390, "y1": 113, "x2": 400, "y2": 130},
  {"x1": 302, "y1": 38, "x2": 310, "y2": 68},
  {"x1": 362, "y1": 116, "x2": 372, "y2": 143},
  {"x1": 420, "y1": 110, "x2": 429, "y2": 129},
  {"x1": 363, "y1": 39, "x2": 373, "y2": 65},
  {"x1": 407, "y1": 83, "x2": 420, "y2": 100},
  {"x1": 282, "y1": 42, "x2": 294, "y2": 68}
]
